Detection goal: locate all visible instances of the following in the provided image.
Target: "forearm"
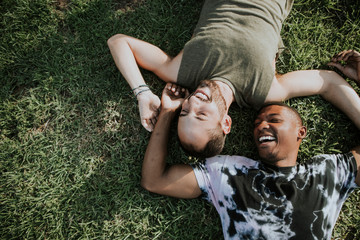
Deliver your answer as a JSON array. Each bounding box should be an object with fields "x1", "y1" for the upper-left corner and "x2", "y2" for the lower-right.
[
  {"x1": 108, "y1": 34, "x2": 176, "y2": 90},
  {"x1": 276, "y1": 70, "x2": 360, "y2": 129},
  {"x1": 351, "y1": 146, "x2": 360, "y2": 186},
  {"x1": 318, "y1": 71, "x2": 360, "y2": 130},
  {"x1": 108, "y1": 34, "x2": 147, "y2": 89},
  {"x1": 141, "y1": 109, "x2": 176, "y2": 190}
]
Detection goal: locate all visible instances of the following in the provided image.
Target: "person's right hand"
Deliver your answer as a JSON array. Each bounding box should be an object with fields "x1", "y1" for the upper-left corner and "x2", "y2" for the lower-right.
[
  {"x1": 161, "y1": 83, "x2": 189, "y2": 112},
  {"x1": 137, "y1": 91, "x2": 161, "y2": 132},
  {"x1": 328, "y1": 50, "x2": 360, "y2": 86}
]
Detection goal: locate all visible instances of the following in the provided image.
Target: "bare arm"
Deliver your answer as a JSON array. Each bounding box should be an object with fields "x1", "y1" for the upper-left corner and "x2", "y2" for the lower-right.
[
  {"x1": 266, "y1": 70, "x2": 360, "y2": 129},
  {"x1": 141, "y1": 84, "x2": 201, "y2": 199},
  {"x1": 268, "y1": 50, "x2": 360, "y2": 184},
  {"x1": 107, "y1": 34, "x2": 183, "y2": 132},
  {"x1": 351, "y1": 146, "x2": 360, "y2": 186},
  {"x1": 107, "y1": 34, "x2": 182, "y2": 85},
  {"x1": 330, "y1": 50, "x2": 360, "y2": 185}
]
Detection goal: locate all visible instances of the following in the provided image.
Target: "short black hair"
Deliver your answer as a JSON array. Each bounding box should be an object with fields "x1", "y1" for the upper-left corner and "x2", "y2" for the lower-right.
[{"x1": 258, "y1": 102, "x2": 303, "y2": 126}]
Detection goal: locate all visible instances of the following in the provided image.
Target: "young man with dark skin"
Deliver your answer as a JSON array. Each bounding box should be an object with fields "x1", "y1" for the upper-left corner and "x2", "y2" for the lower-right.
[
  {"x1": 108, "y1": 0, "x2": 360, "y2": 157},
  {"x1": 140, "y1": 50, "x2": 360, "y2": 239}
]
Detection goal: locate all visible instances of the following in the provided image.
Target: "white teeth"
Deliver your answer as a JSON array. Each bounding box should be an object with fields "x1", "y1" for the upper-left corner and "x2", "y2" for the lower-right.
[
  {"x1": 259, "y1": 136, "x2": 276, "y2": 142},
  {"x1": 195, "y1": 92, "x2": 208, "y2": 100}
]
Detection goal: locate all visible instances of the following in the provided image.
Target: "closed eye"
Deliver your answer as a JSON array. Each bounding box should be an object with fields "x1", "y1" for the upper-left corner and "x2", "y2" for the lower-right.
[
  {"x1": 269, "y1": 118, "x2": 282, "y2": 123},
  {"x1": 196, "y1": 112, "x2": 208, "y2": 120},
  {"x1": 179, "y1": 110, "x2": 188, "y2": 117}
]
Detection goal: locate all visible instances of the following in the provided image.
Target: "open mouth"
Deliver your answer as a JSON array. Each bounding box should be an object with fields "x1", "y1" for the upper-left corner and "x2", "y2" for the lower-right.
[
  {"x1": 258, "y1": 135, "x2": 276, "y2": 143},
  {"x1": 194, "y1": 90, "x2": 210, "y2": 101}
]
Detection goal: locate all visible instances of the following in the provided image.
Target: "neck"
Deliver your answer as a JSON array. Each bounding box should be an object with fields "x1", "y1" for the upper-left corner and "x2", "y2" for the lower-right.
[
  {"x1": 262, "y1": 153, "x2": 298, "y2": 168},
  {"x1": 272, "y1": 159, "x2": 297, "y2": 168},
  {"x1": 214, "y1": 81, "x2": 235, "y2": 109}
]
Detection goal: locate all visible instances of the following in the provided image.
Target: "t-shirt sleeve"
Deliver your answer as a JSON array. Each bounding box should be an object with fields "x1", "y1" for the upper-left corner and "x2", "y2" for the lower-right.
[
  {"x1": 191, "y1": 156, "x2": 227, "y2": 205},
  {"x1": 334, "y1": 152, "x2": 359, "y2": 192}
]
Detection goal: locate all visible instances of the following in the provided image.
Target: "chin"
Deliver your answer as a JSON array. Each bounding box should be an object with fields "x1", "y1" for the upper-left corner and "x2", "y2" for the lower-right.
[{"x1": 259, "y1": 152, "x2": 277, "y2": 163}]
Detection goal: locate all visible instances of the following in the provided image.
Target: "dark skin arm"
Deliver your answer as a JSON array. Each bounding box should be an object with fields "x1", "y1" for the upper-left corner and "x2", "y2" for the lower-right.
[
  {"x1": 351, "y1": 146, "x2": 360, "y2": 186},
  {"x1": 141, "y1": 83, "x2": 202, "y2": 198}
]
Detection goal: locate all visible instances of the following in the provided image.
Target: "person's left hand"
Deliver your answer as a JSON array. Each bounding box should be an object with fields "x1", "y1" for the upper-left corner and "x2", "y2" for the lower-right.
[{"x1": 161, "y1": 83, "x2": 189, "y2": 112}]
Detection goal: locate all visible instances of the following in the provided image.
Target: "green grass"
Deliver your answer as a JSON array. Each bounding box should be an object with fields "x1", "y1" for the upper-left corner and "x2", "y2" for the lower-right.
[{"x1": 1, "y1": 0, "x2": 359, "y2": 239}]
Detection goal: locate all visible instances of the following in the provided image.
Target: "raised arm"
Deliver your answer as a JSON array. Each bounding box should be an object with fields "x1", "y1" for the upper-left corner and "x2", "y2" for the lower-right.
[
  {"x1": 266, "y1": 52, "x2": 360, "y2": 129},
  {"x1": 351, "y1": 146, "x2": 360, "y2": 186},
  {"x1": 141, "y1": 83, "x2": 201, "y2": 199},
  {"x1": 107, "y1": 34, "x2": 183, "y2": 132},
  {"x1": 329, "y1": 50, "x2": 360, "y2": 186}
]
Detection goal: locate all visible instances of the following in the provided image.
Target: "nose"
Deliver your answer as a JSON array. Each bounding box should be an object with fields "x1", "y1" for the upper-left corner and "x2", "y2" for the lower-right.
[
  {"x1": 257, "y1": 120, "x2": 270, "y2": 130},
  {"x1": 184, "y1": 94, "x2": 202, "y2": 112}
]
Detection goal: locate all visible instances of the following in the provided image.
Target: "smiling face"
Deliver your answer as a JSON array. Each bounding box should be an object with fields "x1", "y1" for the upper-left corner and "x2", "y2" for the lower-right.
[
  {"x1": 254, "y1": 104, "x2": 307, "y2": 167},
  {"x1": 177, "y1": 80, "x2": 230, "y2": 156}
]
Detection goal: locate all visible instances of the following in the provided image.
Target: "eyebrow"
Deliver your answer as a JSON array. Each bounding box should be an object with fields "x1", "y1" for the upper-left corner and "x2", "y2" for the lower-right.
[
  {"x1": 255, "y1": 113, "x2": 281, "y2": 121},
  {"x1": 267, "y1": 113, "x2": 281, "y2": 117}
]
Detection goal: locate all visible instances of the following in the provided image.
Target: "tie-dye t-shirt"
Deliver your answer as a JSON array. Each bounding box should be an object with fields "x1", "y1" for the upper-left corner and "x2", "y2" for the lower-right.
[{"x1": 192, "y1": 153, "x2": 358, "y2": 240}]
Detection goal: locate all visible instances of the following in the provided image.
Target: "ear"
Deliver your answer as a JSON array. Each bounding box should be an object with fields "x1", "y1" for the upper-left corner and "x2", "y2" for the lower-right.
[
  {"x1": 221, "y1": 115, "x2": 232, "y2": 135},
  {"x1": 297, "y1": 126, "x2": 307, "y2": 140}
]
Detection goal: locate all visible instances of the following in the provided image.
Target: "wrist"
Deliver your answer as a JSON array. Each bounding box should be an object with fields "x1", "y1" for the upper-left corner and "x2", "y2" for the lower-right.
[
  {"x1": 136, "y1": 88, "x2": 153, "y2": 101},
  {"x1": 132, "y1": 84, "x2": 151, "y2": 99},
  {"x1": 159, "y1": 108, "x2": 177, "y2": 117}
]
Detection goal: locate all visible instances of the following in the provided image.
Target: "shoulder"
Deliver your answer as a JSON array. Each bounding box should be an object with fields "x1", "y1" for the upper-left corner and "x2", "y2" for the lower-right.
[
  {"x1": 308, "y1": 152, "x2": 355, "y2": 165},
  {"x1": 303, "y1": 152, "x2": 357, "y2": 178},
  {"x1": 195, "y1": 155, "x2": 259, "y2": 173}
]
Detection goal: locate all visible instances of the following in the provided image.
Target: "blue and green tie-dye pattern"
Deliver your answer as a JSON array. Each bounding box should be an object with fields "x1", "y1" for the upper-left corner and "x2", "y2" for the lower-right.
[{"x1": 192, "y1": 153, "x2": 358, "y2": 240}]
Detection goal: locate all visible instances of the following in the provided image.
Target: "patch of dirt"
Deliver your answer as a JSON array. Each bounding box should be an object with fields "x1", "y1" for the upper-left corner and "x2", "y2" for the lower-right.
[
  {"x1": 55, "y1": 0, "x2": 69, "y2": 10},
  {"x1": 112, "y1": 0, "x2": 146, "y2": 11}
]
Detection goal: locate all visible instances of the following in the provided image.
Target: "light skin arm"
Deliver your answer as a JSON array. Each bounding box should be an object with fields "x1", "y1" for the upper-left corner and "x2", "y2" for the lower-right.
[
  {"x1": 329, "y1": 50, "x2": 360, "y2": 185},
  {"x1": 326, "y1": 50, "x2": 360, "y2": 185},
  {"x1": 141, "y1": 83, "x2": 202, "y2": 199},
  {"x1": 266, "y1": 50, "x2": 360, "y2": 130},
  {"x1": 107, "y1": 34, "x2": 183, "y2": 132}
]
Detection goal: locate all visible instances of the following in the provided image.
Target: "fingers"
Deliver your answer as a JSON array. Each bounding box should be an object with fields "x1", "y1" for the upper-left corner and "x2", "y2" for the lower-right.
[
  {"x1": 331, "y1": 50, "x2": 351, "y2": 62},
  {"x1": 165, "y1": 83, "x2": 186, "y2": 96},
  {"x1": 327, "y1": 61, "x2": 344, "y2": 71},
  {"x1": 141, "y1": 111, "x2": 159, "y2": 132},
  {"x1": 142, "y1": 119, "x2": 153, "y2": 132},
  {"x1": 331, "y1": 49, "x2": 360, "y2": 63},
  {"x1": 183, "y1": 88, "x2": 190, "y2": 98},
  {"x1": 150, "y1": 117, "x2": 157, "y2": 129}
]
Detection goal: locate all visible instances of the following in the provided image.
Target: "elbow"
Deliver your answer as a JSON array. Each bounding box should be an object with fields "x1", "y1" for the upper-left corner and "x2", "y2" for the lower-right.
[
  {"x1": 140, "y1": 177, "x2": 158, "y2": 193},
  {"x1": 107, "y1": 33, "x2": 127, "y2": 48},
  {"x1": 319, "y1": 70, "x2": 345, "y2": 96}
]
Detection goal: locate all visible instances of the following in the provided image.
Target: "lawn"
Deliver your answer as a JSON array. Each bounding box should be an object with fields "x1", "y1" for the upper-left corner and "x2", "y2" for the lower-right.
[{"x1": 1, "y1": 0, "x2": 359, "y2": 239}]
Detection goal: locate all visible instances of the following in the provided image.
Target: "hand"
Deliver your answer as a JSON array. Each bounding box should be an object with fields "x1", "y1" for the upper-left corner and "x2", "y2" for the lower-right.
[
  {"x1": 161, "y1": 83, "x2": 189, "y2": 112},
  {"x1": 328, "y1": 50, "x2": 360, "y2": 86},
  {"x1": 137, "y1": 91, "x2": 161, "y2": 132}
]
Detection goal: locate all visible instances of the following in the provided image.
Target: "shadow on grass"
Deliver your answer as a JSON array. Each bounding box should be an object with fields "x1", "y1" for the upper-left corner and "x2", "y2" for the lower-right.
[
  {"x1": 1, "y1": 0, "x2": 359, "y2": 239},
  {"x1": 1, "y1": 0, "x2": 220, "y2": 239}
]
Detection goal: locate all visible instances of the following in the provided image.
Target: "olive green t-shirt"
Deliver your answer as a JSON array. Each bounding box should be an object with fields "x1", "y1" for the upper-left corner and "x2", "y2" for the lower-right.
[{"x1": 177, "y1": 0, "x2": 293, "y2": 109}]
